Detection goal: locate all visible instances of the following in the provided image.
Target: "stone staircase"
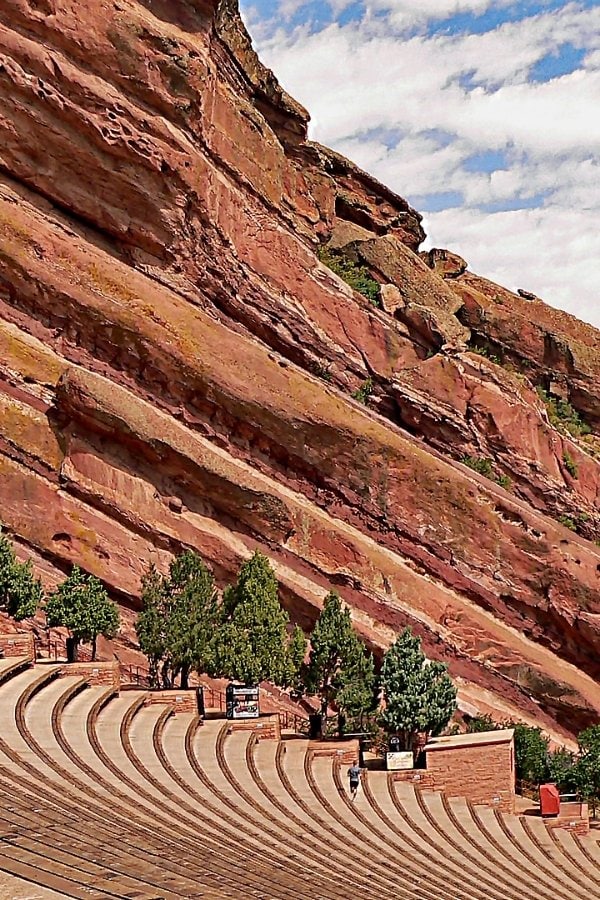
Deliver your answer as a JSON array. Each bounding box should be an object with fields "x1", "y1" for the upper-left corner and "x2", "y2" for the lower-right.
[{"x1": 0, "y1": 657, "x2": 598, "y2": 899}]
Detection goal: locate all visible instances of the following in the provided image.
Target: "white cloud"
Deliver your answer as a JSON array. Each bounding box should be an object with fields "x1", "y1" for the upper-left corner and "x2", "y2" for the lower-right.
[
  {"x1": 425, "y1": 206, "x2": 600, "y2": 325},
  {"x1": 241, "y1": 2, "x2": 600, "y2": 326}
]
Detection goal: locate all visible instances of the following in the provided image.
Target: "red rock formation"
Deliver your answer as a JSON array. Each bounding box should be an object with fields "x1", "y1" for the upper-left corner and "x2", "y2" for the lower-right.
[{"x1": 0, "y1": 0, "x2": 599, "y2": 740}]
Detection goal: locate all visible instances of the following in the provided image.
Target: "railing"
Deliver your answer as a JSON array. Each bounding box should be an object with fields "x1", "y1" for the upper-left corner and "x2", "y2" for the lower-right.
[
  {"x1": 120, "y1": 664, "x2": 151, "y2": 687},
  {"x1": 33, "y1": 634, "x2": 67, "y2": 661},
  {"x1": 202, "y1": 684, "x2": 226, "y2": 712},
  {"x1": 277, "y1": 708, "x2": 309, "y2": 734}
]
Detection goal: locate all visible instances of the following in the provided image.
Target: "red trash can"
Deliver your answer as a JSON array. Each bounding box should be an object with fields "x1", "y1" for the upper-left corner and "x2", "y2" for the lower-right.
[{"x1": 540, "y1": 783, "x2": 560, "y2": 817}]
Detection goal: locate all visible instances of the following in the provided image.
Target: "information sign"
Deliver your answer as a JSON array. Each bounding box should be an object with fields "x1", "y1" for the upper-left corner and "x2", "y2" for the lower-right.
[
  {"x1": 226, "y1": 684, "x2": 260, "y2": 720},
  {"x1": 386, "y1": 751, "x2": 414, "y2": 771}
]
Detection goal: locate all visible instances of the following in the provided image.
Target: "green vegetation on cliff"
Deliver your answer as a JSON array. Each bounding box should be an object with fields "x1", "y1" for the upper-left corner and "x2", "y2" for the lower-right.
[{"x1": 318, "y1": 246, "x2": 381, "y2": 306}]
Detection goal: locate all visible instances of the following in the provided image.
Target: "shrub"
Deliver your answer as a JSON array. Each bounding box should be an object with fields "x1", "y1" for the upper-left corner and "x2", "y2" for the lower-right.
[
  {"x1": 466, "y1": 714, "x2": 498, "y2": 733},
  {"x1": 496, "y1": 474, "x2": 512, "y2": 490},
  {"x1": 352, "y1": 377, "x2": 374, "y2": 405},
  {"x1": 461, "y1": 455, "x2": 493, "y2": 478},
  {"x1": 314, "y1": 362, "x2": 332, "y2": 382},
  {"x1": 563, "y1": 452, "x2": 578, "y2": 478},
  {"x1": 558, "y1": 514, "x2": 577, "y2": 532},
  {"x1": 318, "y1": 247, "x2": 381, "y2": 306},
  {"x1": 536, "y1": 388, "x2": 592, "y2": 438}
]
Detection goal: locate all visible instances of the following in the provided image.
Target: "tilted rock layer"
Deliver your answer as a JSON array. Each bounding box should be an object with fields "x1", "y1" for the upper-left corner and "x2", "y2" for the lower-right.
[{"x1": 0, "y1": 0, "x2": 599, "y2": 739}]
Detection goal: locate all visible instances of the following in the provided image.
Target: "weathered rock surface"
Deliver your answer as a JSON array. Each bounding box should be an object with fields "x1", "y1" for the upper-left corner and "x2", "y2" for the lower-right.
[{"x1": 0, "y1": 0, "x2": 599, "y2": 739}]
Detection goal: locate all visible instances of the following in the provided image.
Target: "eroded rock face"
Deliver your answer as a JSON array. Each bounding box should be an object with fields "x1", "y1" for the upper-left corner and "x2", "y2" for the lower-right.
[{"x1": 0, "y1": 0, "x2": 599, "y2": 739}]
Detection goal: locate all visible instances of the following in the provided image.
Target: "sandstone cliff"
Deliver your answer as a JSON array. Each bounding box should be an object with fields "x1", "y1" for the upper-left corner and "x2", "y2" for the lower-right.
[{"x1": 0, "y1": 0, "x2": 599, "y2": 739}]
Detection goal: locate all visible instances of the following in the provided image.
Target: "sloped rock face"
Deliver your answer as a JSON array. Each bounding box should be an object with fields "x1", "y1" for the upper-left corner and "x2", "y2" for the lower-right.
[{"x1": 0, "y1": 0, "x2": 599, "y2": 739}]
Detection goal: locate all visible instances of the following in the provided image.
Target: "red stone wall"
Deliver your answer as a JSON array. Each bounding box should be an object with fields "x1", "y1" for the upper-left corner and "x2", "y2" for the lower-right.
[
  {"x1": 544, "y1": 814, "x2": 589, "y2": 836},
  {"x1": 426, "y1": 740, "x2": 515, "y2": 813},
  {"x1": 543, "y1": 800, "x2": 589, "y2": 835},
  {"x1": 227, "y1": 714, "x2": 281, "y2": 741},
  {"x1": 144, "y1": 690, "x2": 198, "y2": 714},
  {"x1": 309, "y1": 739, "x2": 360, "y2": 767},
  {"x1": 60, "y1": 660, "x2": 120, "y2": 690},
  {"x1": 0, "y1": 632, "x2": 34, "y2": 661},
  {"x1": 391, "y1": 769, "x2": 438, "y2": 790}
]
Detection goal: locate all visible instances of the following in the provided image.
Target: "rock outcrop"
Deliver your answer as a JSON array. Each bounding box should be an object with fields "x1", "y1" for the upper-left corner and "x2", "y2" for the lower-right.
[{"x1": 0, "y1": 0, "x2": 599, "y2": 739}]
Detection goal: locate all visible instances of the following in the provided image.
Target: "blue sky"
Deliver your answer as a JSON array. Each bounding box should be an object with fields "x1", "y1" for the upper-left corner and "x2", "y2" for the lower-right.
[{"x1": 240, "y1": 1, "x2": 600, "y2": 326}]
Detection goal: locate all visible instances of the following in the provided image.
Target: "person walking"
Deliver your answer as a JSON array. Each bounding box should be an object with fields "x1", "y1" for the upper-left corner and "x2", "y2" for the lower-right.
[{"x1": 347, "y1": 760, "x2": 361, "y2": 800}]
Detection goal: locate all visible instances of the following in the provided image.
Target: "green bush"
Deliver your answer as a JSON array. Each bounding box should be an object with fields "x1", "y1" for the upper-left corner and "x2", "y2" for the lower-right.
[
  {"x1": 353, "y1": 377, "x2": 374, "y2": 405},
  {"x1": 496, "y1": 474, "x2": 512, "y2": 490},
  {"x1": 536, "y1": 388, "x2": 591, "y2": 438},
  {"x1": 318, "y1": 247, "x2": 381, "y2": 306},
  {"x1": 467, "y1": 717, "x2": 549, "y2": 785},
  {"x1": 563, "y1": 452, "x2": 578, "y2": 478},
  {"x1": 468, "y1": 343, "x2": 502, "y2": 364},
  {"x1": 461, "y1": 455, "x2": 493, "y2": 477},
  {"x1": 558, "y1": 514, "x2": 577, "y2": 532},
  {"x1": 466, "y1": 714, "x2": 498, "y2": 733}
]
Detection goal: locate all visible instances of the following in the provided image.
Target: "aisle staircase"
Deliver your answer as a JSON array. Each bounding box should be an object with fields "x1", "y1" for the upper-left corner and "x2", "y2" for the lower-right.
[{"x1": 0, "y1": 657, "x2": 598, "y2": 899}]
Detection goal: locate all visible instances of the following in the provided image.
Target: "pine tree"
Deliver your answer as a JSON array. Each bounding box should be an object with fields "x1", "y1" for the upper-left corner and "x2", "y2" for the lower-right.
[
  {"x1": 336, "y1": 643, "x2": 376, "y2": 727},
  {"x1": 380, "y1": 627, "x2": 457, "y2": 753},
  {"x1": 0, "y1": 529, "x2": 42, "y2": 620},
  {"x1": 136, "y1": 565, "x2": 167, "y2": 688},
  {"x1": 164, "y1": 550, "x2": 219, "y2": 689},
  {"x1": 46, "y1": 566, "x2": 119, "y2": 660},
  {"x1": 137, "y1": 552, "x2": 220, "y2": 688},
  {"x1": 287, "y1": 624, "x2": 308, "y2": 694},
  {"x1": 212, "y1": 551, "x2": 305, "y2": 687},
  {"x1": 305, "y1": 591, "x2": 372, "y2": 730}
]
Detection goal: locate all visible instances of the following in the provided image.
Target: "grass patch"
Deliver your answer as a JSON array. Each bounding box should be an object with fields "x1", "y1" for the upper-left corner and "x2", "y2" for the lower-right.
[{"x1": 318, "y1": 247, "x2": 381, "y2": 307}]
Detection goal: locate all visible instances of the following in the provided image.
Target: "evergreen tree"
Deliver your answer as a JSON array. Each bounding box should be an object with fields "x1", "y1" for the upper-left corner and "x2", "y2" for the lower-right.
[
  {"x1": 137, "y1": 551, "x2": 220, "y2": 689},
  {"x1": 380, "y1": 627, "x2": 457, "y2": 753},
  {"x1": 213, "y1": 551, "x2": 305, "y2": 687},
  {"x1": 165, "y1": 550, "x2": 219, "y2": 689},
  {"x1": 0, "y1": 529, "x2": 42, "y2": 620},
  {"x1": 336, "y1": 643, "x2": 376, "y2": 731},
  {"x1": 136, "y1": 565, "x2": 167, "y2": 688},
  {"x1": 287, "y1": 624, "x2": 308, "y2": 694},
  {"x1": 46, "y1": 566, "x2": 119, "y2": 660},
  {"x1": 305, "y1": 591, "x2": 371, "y2": 729}
]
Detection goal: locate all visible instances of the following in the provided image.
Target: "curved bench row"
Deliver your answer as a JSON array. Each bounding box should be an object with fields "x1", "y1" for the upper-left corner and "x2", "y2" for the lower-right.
[{"x1": 0, "y1": 662, "x2": 598, "y2": 900}]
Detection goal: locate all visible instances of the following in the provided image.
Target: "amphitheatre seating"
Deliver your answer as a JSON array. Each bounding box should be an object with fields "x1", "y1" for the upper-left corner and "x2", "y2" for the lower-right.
[{"x1": 0, "y1": 661, "x2": 598, "y2": 898}]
